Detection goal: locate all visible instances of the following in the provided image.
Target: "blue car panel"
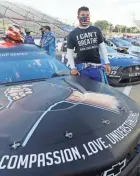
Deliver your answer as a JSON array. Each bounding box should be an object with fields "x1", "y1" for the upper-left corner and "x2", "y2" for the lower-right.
[
  {"x1": 105, "y1": 46, "x2": 140, "y2": 86},
  {"x1": 0, "y1": 44, "x2": 69, "y2": 84}
]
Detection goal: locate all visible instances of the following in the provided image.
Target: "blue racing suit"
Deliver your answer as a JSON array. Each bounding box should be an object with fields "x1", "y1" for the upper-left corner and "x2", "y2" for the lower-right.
[
  {"x1": 41, "y1": 32, "x2": 56, "y2": 57},
  {"x1": 40, "y1": 33, "x2": 44, "y2": 46},
  {"x1": 76, "y1": 63, "x2": 108, "y2": 84},
  {"x1": 24, "y1": 35, "x2": 35, "y2": 44}
]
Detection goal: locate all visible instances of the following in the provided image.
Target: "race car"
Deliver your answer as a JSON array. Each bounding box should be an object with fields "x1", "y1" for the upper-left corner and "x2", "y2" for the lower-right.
[
  {"x1": 128, "y1": 45, "x2": 140, "y2": 58},
  {"x1": 59, "y1": 42, "x2": 140, "y2": 87},
  {"x1": 0, "y1": 43, "x2": 140, "y2": 176},
  {"x1": 106, "y1": 46, "x2": 140, "y2": 86},
  {"x1": 132, "y1": 38, "x2": 140, "y2": 47},
  {"x1": 105, "y1": 38, "x2": 133, "y2": 54}
]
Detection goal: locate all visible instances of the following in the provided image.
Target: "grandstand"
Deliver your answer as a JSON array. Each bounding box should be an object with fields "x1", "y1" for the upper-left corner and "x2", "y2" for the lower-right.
[{"x1": 0, "y1": 1, "x2": 73, "y2": 38}]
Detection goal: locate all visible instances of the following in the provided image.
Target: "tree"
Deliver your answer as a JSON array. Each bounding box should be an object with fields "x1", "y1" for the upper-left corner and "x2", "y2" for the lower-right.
[
  {"x1": 131, "y1": 26, "x2": 138, "y2": 33},
  {"x1": 92, "y1": 20, "x2": 139, "y2": 34},
  {"x1": 94, "y1": 20, "x2": 110, "y2": 31}
]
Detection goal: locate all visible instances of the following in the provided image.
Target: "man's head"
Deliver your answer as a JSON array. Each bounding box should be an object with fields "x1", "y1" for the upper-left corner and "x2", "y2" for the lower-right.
[
  {"x1": 77, "y1": 6, "x2": 90, "y2": 27},
  {"x1": 25, "y1": 28, "x2": 32, "y2": 35},
  {"x1": 43, "y1": 26, "x2": 51, "y2": 32},
  {"x1": 40, "y1": 26, "x2": 51, "y2": 35}
]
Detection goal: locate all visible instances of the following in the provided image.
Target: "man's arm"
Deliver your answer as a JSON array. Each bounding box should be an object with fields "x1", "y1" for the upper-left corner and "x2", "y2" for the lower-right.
[
  {"x1": 67, "y1": 33, "x2": 75, "y2": 69},
  {"x1": 97, "y1": 27, "x2": 111, "y2": 75},
  {"x1": 99, "y1": 42, "x2": 110, "y2": 64},
  {"x1": 67, "y1": 32, "x2": 79, "y2": 75},
  {"x1": 67, "y1": 48, "x2": 76, "y2": 69}
]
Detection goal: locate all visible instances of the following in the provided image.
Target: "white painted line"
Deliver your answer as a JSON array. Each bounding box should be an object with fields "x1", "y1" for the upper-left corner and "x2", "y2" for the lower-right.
[
  {"x1": 123, "y1": 86, "x2": 132, "y2": 96},
  {"x1": 22, "y1": 101, "x2": 64, "y2": 147}
]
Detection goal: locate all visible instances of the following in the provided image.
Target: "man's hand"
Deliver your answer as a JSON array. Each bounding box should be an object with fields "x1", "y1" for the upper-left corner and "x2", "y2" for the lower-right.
[
  {"x1": 105, "y1": 64, "x2": 111, "y2": 75},
  {"x1": 70, "y1": 68, "x2": 80, "y2": 76}
]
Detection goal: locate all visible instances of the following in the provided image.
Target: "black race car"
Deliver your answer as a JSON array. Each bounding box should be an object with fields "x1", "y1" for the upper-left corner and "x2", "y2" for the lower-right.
[{"x1": 0, "y1": 43, "x2": 140, "y2": 176}]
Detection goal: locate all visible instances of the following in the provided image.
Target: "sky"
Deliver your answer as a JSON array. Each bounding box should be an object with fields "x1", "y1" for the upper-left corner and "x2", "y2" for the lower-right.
[{"x1": 3, "y1": 0, "x2": 140, "y2": 26}]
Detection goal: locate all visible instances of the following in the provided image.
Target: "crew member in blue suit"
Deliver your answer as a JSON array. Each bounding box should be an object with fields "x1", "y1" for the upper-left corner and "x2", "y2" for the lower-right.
[
  {"x1": 24, "y1": 29, "x2": 35, "y2": 44},
  {"x1": 40, "y1": 26, "x2": 56, "y2": 57},
  {"x1": 67, "y1": 6, "x2": 111, "y2": 84}
]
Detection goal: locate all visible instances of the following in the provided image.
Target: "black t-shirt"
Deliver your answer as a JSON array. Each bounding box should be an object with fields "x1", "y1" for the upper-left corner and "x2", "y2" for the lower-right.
[{"x1": 67, "y1": 26, "x2": 104, "y2": 64}]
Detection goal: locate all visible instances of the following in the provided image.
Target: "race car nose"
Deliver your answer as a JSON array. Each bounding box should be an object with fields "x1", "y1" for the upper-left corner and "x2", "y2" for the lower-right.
[{"x1": 23, "y1": 100, "x2": 127, "y2": 150}]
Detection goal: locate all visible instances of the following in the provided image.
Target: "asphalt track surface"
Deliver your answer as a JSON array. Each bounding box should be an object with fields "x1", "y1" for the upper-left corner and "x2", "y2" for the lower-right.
[{"x1": 116, "y1": 85, "x2": 140, "y2": 105}]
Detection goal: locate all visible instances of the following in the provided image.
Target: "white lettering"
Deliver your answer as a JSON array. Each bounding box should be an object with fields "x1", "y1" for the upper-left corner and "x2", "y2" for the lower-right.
[
  {"x1": 106, "y1": 111, "x2": 139, "y2": 145},
  {"x1": 7, "y1": 155, "x2": 18, "y2": 169},
  {"x1": 38, "y1": 153, "x2": 45, "y2": 167},
  {"x1": 98, "y1": 138, "x2": 109, "y2": 149},
  {"x1": 114, "y1": 130, "x2": 124, "y2": 139},
  {"x1": 93, "y1": 32, "x2": 97, "y2": 37},
  {"x1": 0, "y1": 155, "x2": 9, "y2": 169},
  {"x1": 0, "y1": 52, "x2": 28, "y2": 57},
  {"x1": 0, "y1": 112, "x2": 138, "y2": 170},
  {"x1": 80, "y1": 34, "x2": 84, "y2": 39},
  {"x1": 87, "y1": 32, "x2": 93, "y2": 38},
  {"x1": 64, "y1": 149, "x2": 73, "y2": 162},
  {"x1": 76, "y1": 35, "x2": 79, "y2": 40},
  {"x1": 110, "y1": 132, "x2": 122, "y2": 142},
  {"x1": 53, "y1": 151, "x2": 61, "y2": 164},
  {"x1": 71, "y1": 147, "x2": 81, "y2": 160},
  {"x1": 29, "y1": 154, "x2": 37, "y2": 168},
  {"x1": 106, "y1": 134, "x2": 117, "y2": 144},
  {"x1": 86, "y1": 39, "x2": 91, "y2": 45},
  {"x1": 46, "y1": 152, "x2": 53, "y2": 166},
  {"x1": 78, "y1": 40, "x2": 82, "y2": 46},
  {"x1": 83, "y1": 144, "x2": 92, "y2": 156},
  {"x1": 60, "y1": 150, "x2": 65, "y2": 163},
  {"x1": 87, "y1": 141, "x2": 98, "y2": 154},
  {"x1": 77, "y1": 38, "x2": 98, "y2": 48},
  {"x1": 17, "y1": 155, "x2": 29, "y2": 169},
  {"x1": 93, "y1": 138, "x2": 104, "y2": 151}
]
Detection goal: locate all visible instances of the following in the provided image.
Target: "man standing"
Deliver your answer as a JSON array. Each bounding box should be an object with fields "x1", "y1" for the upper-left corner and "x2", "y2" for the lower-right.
[
  {"x1": 24, "y1": 29, "x2": 35, "y2": 44},
  {"x1": 67, "y1": 6, "x2": 111, "y2": 83},
  {"x1": 39, "y1": 26, "x2": 45, "y2": 46},
  {"x1": 40, "y1": 26, "x2": 56, "y2": 57}
]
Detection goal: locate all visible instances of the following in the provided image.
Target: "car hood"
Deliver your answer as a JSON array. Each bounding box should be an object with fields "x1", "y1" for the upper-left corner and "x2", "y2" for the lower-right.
[
  {"x1": 0, "y1": 76, "x2": 140, "y2": 176},
  {"x1": 118, "y1": 45, "x2": 130, "y2": 49},
  {"x1": 108, "y1": 52, "x2": 140, "y2": 67}
]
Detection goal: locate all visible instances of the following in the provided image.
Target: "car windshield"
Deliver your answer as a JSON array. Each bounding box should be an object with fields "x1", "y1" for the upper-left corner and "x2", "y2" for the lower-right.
[
  {"x1": 113, "y1": 38, "x2": 132, "y2": 46},
  {"x1": 123, "y1": 38, "x2": 134, "y2": 42},
  {"x1": 0, "y1": 44, "x2": 69, "y2": 85},
  {"x1": 130, "y1": 46, "x2": 140, "y2": 53}
]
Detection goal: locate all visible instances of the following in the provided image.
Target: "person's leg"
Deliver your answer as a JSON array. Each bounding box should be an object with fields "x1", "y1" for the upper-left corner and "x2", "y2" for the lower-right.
[
  {"x1": 76, "y1": 64, "x2": 108, "y2": 84},
  {"x1": 88, "y1": 67, "x2": 102, "y2": 82},
  {"x1": 79, "y1": 67, "x2": 102, "y2": 82},
  {"x1": 79, "y1": 67, "x2": 109, "y2": 84}
]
